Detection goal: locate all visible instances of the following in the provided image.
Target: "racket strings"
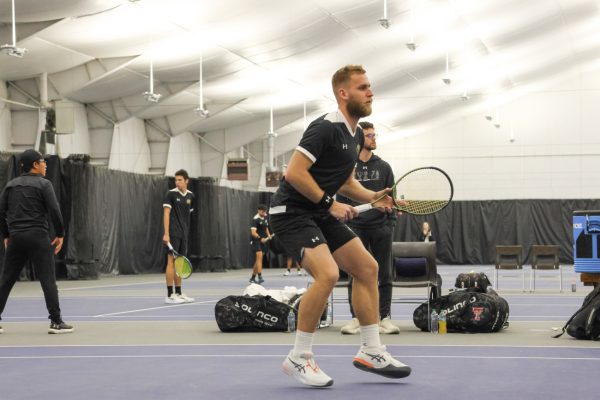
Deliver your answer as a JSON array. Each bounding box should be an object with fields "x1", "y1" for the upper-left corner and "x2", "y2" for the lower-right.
[{"x1": 401, "y1": 199, "x2": 449, "y2": 215}]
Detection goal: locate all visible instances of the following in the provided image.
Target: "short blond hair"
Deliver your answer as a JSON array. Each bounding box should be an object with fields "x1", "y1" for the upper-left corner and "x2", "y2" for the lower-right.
[{"x1": 331, "y1": 65, "x2": 366, "y2": 96}]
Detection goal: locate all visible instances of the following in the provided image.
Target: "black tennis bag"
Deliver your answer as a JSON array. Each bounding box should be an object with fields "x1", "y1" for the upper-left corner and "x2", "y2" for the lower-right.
[
  {"x1": 413, "y1": 288, "x2": 509, "y2": 333},
  {"x1": 454, "y1": 272, "x2": 491, "y2": 293},
  {"x1": 553, "y1": 284, "x2": 600, "y2": 340},
  {"x1": 214, "y1": 295, "x2": 293, "y2": 332}
]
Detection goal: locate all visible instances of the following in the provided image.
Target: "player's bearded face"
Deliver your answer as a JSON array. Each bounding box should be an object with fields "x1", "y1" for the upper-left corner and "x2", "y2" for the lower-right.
[
  {"x1": 345, "y1": 74, "x2": 373, "y2": 119},
  {"x1": 347, "y1": 96, "x2": 372, "y2": 119}
]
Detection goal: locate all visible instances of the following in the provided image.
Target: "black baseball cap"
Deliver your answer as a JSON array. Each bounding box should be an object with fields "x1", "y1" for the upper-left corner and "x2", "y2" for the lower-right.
[{"x1": 20, "y1": 149, "x2": 45, "y2": 172}]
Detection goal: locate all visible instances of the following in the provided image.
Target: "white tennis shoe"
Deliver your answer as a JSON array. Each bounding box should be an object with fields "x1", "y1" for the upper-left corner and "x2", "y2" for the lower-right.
[
  {"x1": 353, "y1": 345, "x2": 411, "y2": 378},
  {"x1": 282, "y1": 350, "x2": 333, "y2": 387},
  {"x1": 177, "y1": 293, "x2": 195, "y2": 303},
  {"x1": 165, "y1": 294, "x2": 185, "y2": 304}
]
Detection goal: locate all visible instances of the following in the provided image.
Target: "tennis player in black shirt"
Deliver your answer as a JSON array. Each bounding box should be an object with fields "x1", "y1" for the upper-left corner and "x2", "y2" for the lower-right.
[
  {"x1": 162, "y1": 169, "x2": 195, "y2": 304},
  {"x1": 271, "y1": 65, "x2": 411, "y2": 387}
]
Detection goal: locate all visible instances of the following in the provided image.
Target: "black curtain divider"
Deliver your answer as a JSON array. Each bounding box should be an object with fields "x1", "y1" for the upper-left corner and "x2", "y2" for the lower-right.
[
  {"x1": 1, "y1": 152, "x2": 599, "y2": 278},
  {"x1": 394, "y1": 199, "x2": 600, "y2": 265}
]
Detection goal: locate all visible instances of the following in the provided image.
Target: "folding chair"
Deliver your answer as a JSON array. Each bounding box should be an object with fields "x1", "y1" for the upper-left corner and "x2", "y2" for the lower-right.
[
  {"x1": 530, "y1": 244, "x2": 562, "y2": 292},
  {"x1": 494, "y1": 245, "x2": 525, "y2": 291}
]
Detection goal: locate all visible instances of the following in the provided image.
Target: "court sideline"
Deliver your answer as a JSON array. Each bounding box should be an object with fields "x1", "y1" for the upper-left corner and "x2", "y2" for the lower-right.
[{"x1": 0, "y1": 266, "x2": 597, "y2": 399}]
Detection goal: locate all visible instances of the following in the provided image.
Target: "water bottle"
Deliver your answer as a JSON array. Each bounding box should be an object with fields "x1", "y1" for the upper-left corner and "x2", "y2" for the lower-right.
[
  {"x1": 326, "y1": 302, "x2": 333, "y2": 326},
  {"x1": 438, "y1": 310, "x2": 447, "y2": 334},
  {"x1": 430, "y1": 310, "x2": 439, "y2": 334},
  {"x1": 287, "y1": 309, "x2": 296, "y2": 333}
]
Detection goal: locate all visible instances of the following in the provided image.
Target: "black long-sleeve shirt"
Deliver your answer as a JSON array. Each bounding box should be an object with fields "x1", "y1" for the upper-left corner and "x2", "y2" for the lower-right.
[{"x1": 0, "y1": 173, "x2": 65, "y2": 238}]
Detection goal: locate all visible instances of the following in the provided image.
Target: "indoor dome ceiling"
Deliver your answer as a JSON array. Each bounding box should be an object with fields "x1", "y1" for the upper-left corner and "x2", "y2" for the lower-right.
[{"x1": 1, "y1": 0, "x2": 599, "y2": 146}]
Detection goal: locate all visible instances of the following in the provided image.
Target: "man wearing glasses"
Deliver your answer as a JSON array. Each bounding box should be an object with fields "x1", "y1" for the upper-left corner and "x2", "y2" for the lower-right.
[
  {"x1": 0, "y1": 149, "x2": 73, "y2": 334},
  {"x1": 337, "y1": 121, "x2": 399, "y2": 335}
]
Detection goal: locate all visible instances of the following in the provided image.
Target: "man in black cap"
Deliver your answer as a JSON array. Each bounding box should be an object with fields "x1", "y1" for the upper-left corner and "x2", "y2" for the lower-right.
[{"x1": 0, "y1": 149, "x2": 73, "y2": 334}]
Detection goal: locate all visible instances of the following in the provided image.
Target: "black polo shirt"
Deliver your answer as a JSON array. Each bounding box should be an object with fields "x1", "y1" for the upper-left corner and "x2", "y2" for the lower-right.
[
  {"x1": 270, "y1": 110, "x2": 364, "y2": 214},
  {"x1": 250, "y1": 215, "x2": 269, "y2": 241},
  {"x1": 163, "y1": 188, "x2": 194, "y2": 239}
]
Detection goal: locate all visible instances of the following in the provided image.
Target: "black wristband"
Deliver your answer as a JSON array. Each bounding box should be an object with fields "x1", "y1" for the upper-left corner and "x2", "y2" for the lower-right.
[{"x1": 318, "y1": 193, "x2": 334, "y2": 209}]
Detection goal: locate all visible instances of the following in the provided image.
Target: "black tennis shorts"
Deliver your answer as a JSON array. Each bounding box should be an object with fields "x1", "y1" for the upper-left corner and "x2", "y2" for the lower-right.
[
  {"x1": 170, "y1": 236, "x2": 188, "y2": 257},
  {"x1": 269, "y1": 212, "x2": 356, "y2": 263},
  {"x1": 250, "y1": 239, "x2": 267, "y2": 253}
]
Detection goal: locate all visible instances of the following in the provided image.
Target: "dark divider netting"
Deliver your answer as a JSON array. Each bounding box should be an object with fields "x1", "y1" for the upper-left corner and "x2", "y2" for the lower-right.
[
  {"x1": 2, "y1": 152, "x2": 600, "y2": 278},
  {"x1": 394, "y1": 199, "x2": 600, "y2": 265}
]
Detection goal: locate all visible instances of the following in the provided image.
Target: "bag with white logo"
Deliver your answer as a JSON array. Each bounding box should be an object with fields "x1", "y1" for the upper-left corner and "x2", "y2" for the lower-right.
[
  {"x1": 214, "y1": 295, "x2": 293, "y2": 332},
  {"x1": 413, "y1": 288, "x2": 509, "y2": 333}
]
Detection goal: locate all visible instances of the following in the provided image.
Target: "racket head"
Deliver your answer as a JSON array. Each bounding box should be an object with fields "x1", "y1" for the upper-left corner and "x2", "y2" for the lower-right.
[
  {"x1": 391, "y1": 166, "x2": 453, "y2": 215},
  {"x1": 174, "y1": 256, "x2": 193, "y2": 279}
]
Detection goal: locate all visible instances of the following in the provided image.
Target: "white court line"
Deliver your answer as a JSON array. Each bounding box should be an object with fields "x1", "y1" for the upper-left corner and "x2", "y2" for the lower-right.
[
  {"x1": 0, "y1": 354, "x2": 599, "y2": 361},
  {"x1": 93, "y1": 299, "x2": 217, "y2": 317},
  {"x1": 59, "y1": 281, "x2": 165, "y2": 291}
]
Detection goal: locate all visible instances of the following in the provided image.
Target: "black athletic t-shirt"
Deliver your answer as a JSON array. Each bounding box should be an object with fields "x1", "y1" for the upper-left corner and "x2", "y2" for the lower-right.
[
  {"x1": 337, "y1": 154, "x2": 396, "y2": 228},
  {"x1": 250, "y1": 215, "x2": 269, "y2": 241},
  {"x1": 163, "y1": 188, "x2": 194, "y2": 239},
  {"x1": 270, "y1": 110, "x2": 364, "y2": 214}
]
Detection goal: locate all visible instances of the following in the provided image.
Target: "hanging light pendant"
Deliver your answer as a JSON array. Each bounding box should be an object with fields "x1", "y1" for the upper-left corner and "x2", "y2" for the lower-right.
[
  {"x1": 195, "y1": 53, "x2": 209, "y2": 117},
  {"x1": 1, "y1": 0, "x2": 27, "y2": 57},
  {"x1": 142, "y1": 58, "x2": 161, "y2": 103}
]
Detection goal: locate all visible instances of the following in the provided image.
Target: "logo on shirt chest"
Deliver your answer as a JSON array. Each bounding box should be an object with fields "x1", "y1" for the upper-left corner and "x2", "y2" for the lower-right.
[{"x1": 186, "y1": 199, "x2": 191, "y2": 205}]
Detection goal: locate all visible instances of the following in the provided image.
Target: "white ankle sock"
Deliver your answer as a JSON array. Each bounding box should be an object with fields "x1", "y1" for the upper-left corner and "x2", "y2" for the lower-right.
[
  {"x1": 359, "y1": 324, "x2": 381, "y2": 349},
  {"x1": 293, "y1": 330, "x2": 315, "y2": 356}
]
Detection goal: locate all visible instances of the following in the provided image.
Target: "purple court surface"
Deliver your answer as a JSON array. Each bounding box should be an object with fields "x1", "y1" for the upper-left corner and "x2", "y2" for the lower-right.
[{"x1": 0, "y1": 265, "x2": 598, "y2": 400}]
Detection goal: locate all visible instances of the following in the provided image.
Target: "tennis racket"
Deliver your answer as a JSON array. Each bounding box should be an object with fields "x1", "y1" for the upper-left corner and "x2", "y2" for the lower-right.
[
  {"x1": 167, "y1": 242, "x2": 193, "y2": 279},
  {"x1": 355, "y1": 166, "x2": 453, "y2": 215}
]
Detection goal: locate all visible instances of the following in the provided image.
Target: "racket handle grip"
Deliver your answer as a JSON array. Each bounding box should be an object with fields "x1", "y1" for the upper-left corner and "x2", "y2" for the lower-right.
[{"x1": 355, "y1": 203, "x2": 373, "y2": 214}]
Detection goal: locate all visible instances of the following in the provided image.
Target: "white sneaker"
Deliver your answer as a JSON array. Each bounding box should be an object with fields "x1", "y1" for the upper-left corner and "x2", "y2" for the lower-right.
[
  {"x1": 177, "y1": 293, "x2": 195, "y2": 303},
  {"x1": 340, "y1": 317, "x2": 360, "y2": 335},
  {"x1": 283, "y1": 270, "x2": 290, "y2": 276},
  {"x1": 297, "y1": 270, "x2": 302, "y2": 276},
  {"x1": 165, "y1": 294, "x2": 185, "y2": 304},
  {"x1": 379, "y1": 317, "x2": 400, "y2": 334},
  {"x1": 353, "y1": 345, "x2": 411, "y2": 379},
  {"x1": 282, "y1": 350, "x2": 334, "y2": 387}
]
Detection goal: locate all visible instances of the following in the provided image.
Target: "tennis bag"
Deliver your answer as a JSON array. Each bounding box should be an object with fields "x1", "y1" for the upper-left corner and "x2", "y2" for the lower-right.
[
  {"x1": 214, "y1": 295, "x2": 293, "y2": 332},
  {"x1": 553, "y1": 284, "x2": 600, "y2": 340},
  {"x1": 454, "y1": 272, "x2": 491, "y2": 293},
  {"x1": 413, "y1": 288, "x2": 509, "y2": 333}
]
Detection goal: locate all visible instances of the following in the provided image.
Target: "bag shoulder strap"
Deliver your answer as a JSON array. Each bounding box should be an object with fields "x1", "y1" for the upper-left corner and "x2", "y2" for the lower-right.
[{"x1": 553, "y1": 285, "x2": 600, "y2": 338}]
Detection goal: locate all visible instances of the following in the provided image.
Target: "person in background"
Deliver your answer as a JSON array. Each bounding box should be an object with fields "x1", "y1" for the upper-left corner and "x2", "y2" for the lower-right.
[
  {"x1": 0, "y1": 149, "x2": 72, "y2": 334},
  {"x1": 249, "y1": 204, "x2": 271, "y2": 284},
  {"x1": 284, "y1": 256, "x2": 306, "y2": 276},
  {"x1": 162, "y1": 169, "x2": 195, "y2": 304},
  {"x1": 418, "y1": 221, "x2": 435, "y2": 242},
  {"x1": 337, "y1": 121, "x2": 399, "y2": 335}
]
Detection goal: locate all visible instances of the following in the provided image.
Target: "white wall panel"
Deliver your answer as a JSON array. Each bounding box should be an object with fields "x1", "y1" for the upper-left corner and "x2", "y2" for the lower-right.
[
  {"x1": 108, "y1": 117, "x2": 151, "y2": 174},
  {"x1": 164, "y1": 131, "x2": 202, "y2": 177}
]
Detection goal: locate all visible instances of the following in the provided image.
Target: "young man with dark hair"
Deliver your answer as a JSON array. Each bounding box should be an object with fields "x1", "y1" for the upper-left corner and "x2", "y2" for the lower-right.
[
  {"x1": 0, "y1": 149, "x2": 72, "y2": 334},
  {"x1": 162, "y1": 169, "x2": 195, "y2": 304},
  {"x1": 270, "y1": 65, "x2": 411, "y2": 387},
  {"x1": 249, "y1": 204, "x2": 271, "y2": 284},
  {"x1": 337, "y1": 121, "x2": 399, "y2": 335}
]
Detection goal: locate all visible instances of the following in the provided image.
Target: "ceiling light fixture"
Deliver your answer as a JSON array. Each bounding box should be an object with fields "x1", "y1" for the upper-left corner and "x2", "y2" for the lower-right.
[
  {"x1": 0, "y1": 0, "x2": 27, "y2": 58},
  {"x1": 406, "y1": 1, "x2": 416, "y2": 51},
  {"x1": 142, "y1": 58, "x2": 161, "y2": 103},
  {"x1": 442, "y1": 52, "x2": 451, "y2": 85},
  {"x1": 378, "y1": 0, "x2": 391, "y2": 29},
  {"x1": 493, "y1": 108, "x2": 500, "y2": 128},
  {"x1": 195, "y1": 53, "x2": 209, "y2": 118}
]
